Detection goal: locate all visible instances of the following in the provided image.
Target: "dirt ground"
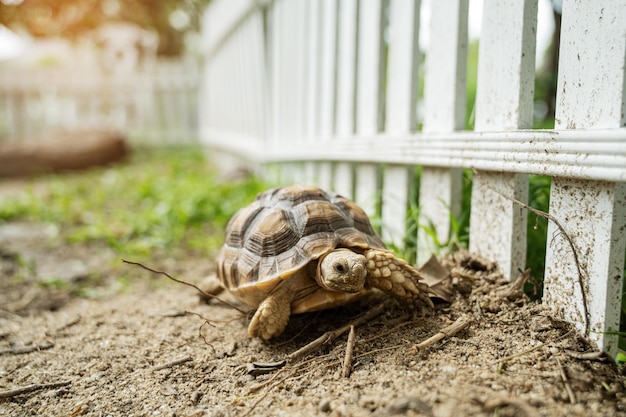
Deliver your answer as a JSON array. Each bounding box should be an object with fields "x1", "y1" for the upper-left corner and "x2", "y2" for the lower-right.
[{"x1": 1, "y1": 218, "x2": 625, "y2": 416}]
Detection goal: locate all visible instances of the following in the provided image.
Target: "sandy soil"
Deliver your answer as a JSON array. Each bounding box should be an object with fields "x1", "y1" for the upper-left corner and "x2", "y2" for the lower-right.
[{"x1": 1, "y1": 219, "x2": 625, "y2": 417}]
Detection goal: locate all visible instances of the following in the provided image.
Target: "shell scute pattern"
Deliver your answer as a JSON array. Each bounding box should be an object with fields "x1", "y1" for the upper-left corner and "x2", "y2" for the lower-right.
[{"x1": 217, "y1": 185, "x2": 386, "y2": 294}]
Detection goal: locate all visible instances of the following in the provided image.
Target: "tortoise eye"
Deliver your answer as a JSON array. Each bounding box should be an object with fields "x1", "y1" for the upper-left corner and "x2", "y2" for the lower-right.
[{"x1": 334, "y1": 263, "x2": 346, "y2": 274}]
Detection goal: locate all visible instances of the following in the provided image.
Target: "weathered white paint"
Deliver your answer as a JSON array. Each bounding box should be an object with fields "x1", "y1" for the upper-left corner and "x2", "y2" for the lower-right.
[
  {"x1": 354, "y1": 0, "x2": 385, "y2": 215},
  {"x1": 544, "y1": 0, "x2": 626, "y2": 355},
  {"x1": 333, "y1": 0, "x2": 358, "y2": 197},
  {"x1": 318, "y1": 0, "x2": 338, "y2": 138},
  {"x1": 381, "y1": 0, "x2": 420, "y2": 249},
  {"x1": 304, "y1": 0, "x2": 320, "y2": 142},
  {"x1": 545, "y1": 179, "x2": 626, "y2": 355},
  {"x1": 316, "y1": 0, "x2": 338, "y2": 187},
  {"x1": 335, "y1": 0, "x2": 358, "y2": 136},
  {"x1": 355, "y1": 0, "x2": 384, "y2": 135},
  {"x1": 269, "y1": 1, "x2": 283, "y2": 145},
  {"x1": 417, "y1": 0, "x2": 467, "y2": 264},
  {"x1": 469, "y1": 0, "x2": 537, "y2": 280},
  {"x1": 259, "y1": 129, "x2": 626, "y2": 182}
]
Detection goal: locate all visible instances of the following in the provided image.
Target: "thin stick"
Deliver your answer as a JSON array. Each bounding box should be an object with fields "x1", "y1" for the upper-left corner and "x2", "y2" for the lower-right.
[
  {"x1": 0, "y1": 380, "x2": 72, "y2": 399},
  {"x1": 122, "y1": 259, "x2": 247, "y2": 314},
  {"x1": 0, "y1": 341, "x2": 54, "y2": 355},
  {"x1": 342, "y1": 325, "x2": 356, "y2": 378},
  {"x1": 287, "y1": 303, "x2": 386, "y2": 362},
  {"x1": 556, "y1": 357, "x2": 576, "y2": 404},
  {"x1": 484, "y1": 186, "x2": 590, "y2": 335},
  {"x1": 152, "y1": 356, "x2": 193, "y2": 371},
  {"x1": 413, "y1": 316, "x2": 472, "y2": 350},
  {"x1": 563, "y1": 349, "x2": 607, "y2": 362}
]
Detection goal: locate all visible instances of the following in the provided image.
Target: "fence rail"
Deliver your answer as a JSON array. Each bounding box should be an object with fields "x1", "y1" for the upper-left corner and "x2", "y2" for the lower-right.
[
  {"x1": 200, "y1": 0, "x2": 626, "y2": 355},
  {"x1": 0, "y1": 57, "x2": 199, "y2": 145}
]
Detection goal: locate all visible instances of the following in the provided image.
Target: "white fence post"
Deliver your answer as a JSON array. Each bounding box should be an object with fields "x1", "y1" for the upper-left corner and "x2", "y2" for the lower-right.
[
  {"x1": 417, "y1": 0, "x2": 468, "y2": 265},
  {"x1": 333, "y1": 0, "x2": 358, "y2": 198},
  {"x1": 314, "y1": 0, "x2": 339, "y2": 191},
  {"x1": 544, "y1": 0, "x2": 626, "y2": 355},
  {"x1": 354, "y1": 0, "x2": 385, "y2": 216},
  {"x1": 381, "y1": 0, "x2": 420, "y2": 250},
  {"x1": 468, "y1": 0, "x2": 537, "y2": 280}
]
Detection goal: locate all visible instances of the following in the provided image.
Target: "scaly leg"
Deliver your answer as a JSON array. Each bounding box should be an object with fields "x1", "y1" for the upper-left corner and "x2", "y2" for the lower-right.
[
  {"x1": 248, "y1": 270, "x2": 317, "y2": 339},
  {"x1": 363, "y1": 249, "x2": 434, "y2": 313}
]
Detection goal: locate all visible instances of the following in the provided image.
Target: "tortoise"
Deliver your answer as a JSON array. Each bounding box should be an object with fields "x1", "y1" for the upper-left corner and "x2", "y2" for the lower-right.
[{"x1": 210, "y1": 184, "x2": 433, "y2": 339}]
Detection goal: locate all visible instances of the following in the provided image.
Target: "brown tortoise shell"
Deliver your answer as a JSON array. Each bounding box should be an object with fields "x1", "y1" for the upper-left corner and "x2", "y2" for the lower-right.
[{"x1": 216, "y1": 184, "x2": 386, "y2": 305}]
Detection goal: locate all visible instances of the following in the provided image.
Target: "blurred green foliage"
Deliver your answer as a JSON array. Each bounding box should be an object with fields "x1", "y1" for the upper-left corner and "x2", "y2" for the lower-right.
[{"x1": 0, "y1": 146, "x2": 266, "y2": 259}]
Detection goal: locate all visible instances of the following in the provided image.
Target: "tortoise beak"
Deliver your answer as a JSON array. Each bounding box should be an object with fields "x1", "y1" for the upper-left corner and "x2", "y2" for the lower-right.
[
  {"x1": 317, "y1": 252, "x2": 368, "y2": 293},
  {"x1": 332, "y1": 258, "x2": 366, "y2": 293}
]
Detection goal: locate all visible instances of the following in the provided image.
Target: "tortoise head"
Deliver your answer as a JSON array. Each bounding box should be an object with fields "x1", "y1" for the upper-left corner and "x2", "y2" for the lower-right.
[{"x1": 316, "y1": 248, "x2": 367, "y2": 293}]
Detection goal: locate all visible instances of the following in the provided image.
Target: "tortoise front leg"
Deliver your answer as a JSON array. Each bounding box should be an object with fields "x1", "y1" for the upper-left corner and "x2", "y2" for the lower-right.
[
  {"x1": 248, "y1": 290, "x2": 292, "y2": 340},
  {"x1": 363, "y1": 249, "x2": 434, "y2": 312},
  {"x1": 248, "y1": 270, "x2": 318, "y2": 340}
]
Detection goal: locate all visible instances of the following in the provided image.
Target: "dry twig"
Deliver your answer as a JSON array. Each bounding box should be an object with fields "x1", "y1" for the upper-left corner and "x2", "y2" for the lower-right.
[
  {"x1": 497, "y1": 268, "x2": 531, "y2": 299},
  {"x1": 122, "y1": 259, "x2": 247, "y2": 314},
  {"x1": 0, "y1": 380, "x2": 71, "y2": 399},
  {"x1": 0, "y1": 341, "x2": 54, "y2": 355},
  {"x1": 152, "y1": 356, "x2": 193, "y2": 371},
  {"x1": 563, "y1": 349, "x2": 608, "y2": 362},
  {"x1": 287, "y1": 303, "x2": 386, "y2": 362},
  {"x1": 412, "y1": 316, "x2": 472, "y2": 351},
  {"x1": 341, "y1": 325, "x2": 356, "y2": 378},
  {"x1": 556, "y1": 357, "x2": 576, "y2": 404}
]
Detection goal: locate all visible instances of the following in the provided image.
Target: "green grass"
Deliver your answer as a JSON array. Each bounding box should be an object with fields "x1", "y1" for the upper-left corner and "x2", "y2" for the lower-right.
[{"x1": 0, "y1": 146, "x2": 267, "y2": 260}]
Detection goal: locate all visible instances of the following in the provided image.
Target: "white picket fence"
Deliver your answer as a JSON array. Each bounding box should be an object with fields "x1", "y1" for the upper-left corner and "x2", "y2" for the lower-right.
[
  {"x1": 200, "y1": 0, "x2": 626, "y2": 354},
  {"x1": 0, "y1": 57, "x2": 199, "y2": 145}
]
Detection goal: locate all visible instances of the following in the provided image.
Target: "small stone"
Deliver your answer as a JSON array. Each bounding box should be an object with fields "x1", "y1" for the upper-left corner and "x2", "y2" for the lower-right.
[
  {"x1": 387, "y1": 397, "x2": 431, "y2": 415},
  {"x1": 225, "y1": 341, "x2": 237, "y2": 356},
  {"x1": 191, "y1": 391, "x2": 202, "y2": 405},
  {"x1": 319, "y1": 398, "x2": 332, "y2": 413}
]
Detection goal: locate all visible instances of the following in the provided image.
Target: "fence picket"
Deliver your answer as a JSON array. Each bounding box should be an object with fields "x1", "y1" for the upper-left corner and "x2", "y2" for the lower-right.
[
  {"x1": 316, "y1": 0, "x2": 339, "y2": 187},
  {"x1": 544, "y1": 0, "x2": 626, "y2": 355},
  {"x1": 305, "y1": 0, "x2": 321, "y2": 143},
  {"x1": 417, "y1": 0, "x2": 468, "y2": 264},
  {"x1": 468, "y1": 0, "x2": 537, "y2": 280},
  {"x1": 332, "y1": 0, "x2": 358, "y2": 197},
  {"x1": 381, "y1": 0, "x2": 420, "y2": 249},
  {"x1": 354, "y1": 0, "x2": 384, "y2": 215}
]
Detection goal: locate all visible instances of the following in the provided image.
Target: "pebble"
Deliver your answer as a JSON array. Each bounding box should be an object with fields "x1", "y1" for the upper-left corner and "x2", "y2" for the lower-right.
[
  {"x1": 319, "y1": 398, "x2": 332, "y2": 413},
  {"x1": 191, "y1": 391, "x2": 202, "y2": 405}
]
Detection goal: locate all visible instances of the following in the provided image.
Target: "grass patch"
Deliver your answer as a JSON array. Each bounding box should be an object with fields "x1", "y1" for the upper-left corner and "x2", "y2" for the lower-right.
[{"x1": 0, "y1": 146, "x2": 267, "y2": 260}]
